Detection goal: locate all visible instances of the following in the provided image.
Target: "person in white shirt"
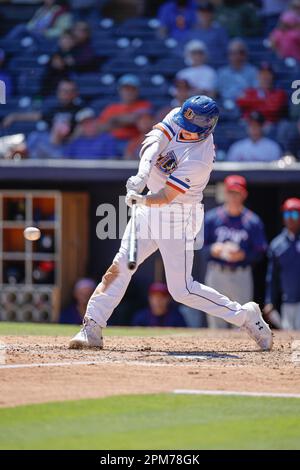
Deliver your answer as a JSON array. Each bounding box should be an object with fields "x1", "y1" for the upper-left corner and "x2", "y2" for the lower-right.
[
  {"x1": 69, "y1": 95, "x2": 272, "y2": 352},
  {"x1": 176, "y1": 40, "x2": 217, "y2": 98},
  {"x1": 227, "y1": 111, "x2": 282, "y2": 162}
]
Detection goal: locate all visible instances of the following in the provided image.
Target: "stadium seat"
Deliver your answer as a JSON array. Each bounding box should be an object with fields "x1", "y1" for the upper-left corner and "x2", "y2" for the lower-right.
[
  {"x1": 214, "y1": 122, "x2": 247, "y2": 152},
  {"x1": 150, "y1": 58, "x2": 186, "y2": 77},
  {"x1": 0, "y1": 121, "x2": 39, "y2": 137}
]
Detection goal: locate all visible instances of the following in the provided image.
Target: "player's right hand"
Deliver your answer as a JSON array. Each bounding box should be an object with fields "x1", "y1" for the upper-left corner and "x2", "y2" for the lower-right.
[
  {"x1": 126, "y1": 174, "x2": 146, "y2": 194},
  {"x1": 125, "y1": 190, "x2": 145, "y2": 208}
]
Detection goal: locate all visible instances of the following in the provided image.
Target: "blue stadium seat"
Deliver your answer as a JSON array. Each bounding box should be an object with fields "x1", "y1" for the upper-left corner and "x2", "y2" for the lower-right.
[
  {"x1": 214, "y1": 122, "x2": 247, "y2": 151},
  {"x1": 0, "y1": 96, "x2": 38, "y2": 119},
  {"x1": 16, "y1": 69, "x2": 44, "y2": 96},
  {"x1": 0, "y1": 39, "x2": 25, "y2": 55},
  {"x1": 114, "y1": 17, "x2": 159, "y2": 39},
  {"x1": 0, "y1": 121, "x2": 39, "y2": 137},
  {"x1": 130, "y1": 39, "x2": 175, "y2": 59},
  {"x1": 151, "y1": 58, "x2": 185, "y2": 77},
  {"x1": 73, "y1": 73, "x2": 117, "y2": 98},
  {"x1": 93, "y1": 38, "x2": 132, "y2": 57},
  {"x1": 101, "y1": 56, "x2": 151, "y2": 75}
]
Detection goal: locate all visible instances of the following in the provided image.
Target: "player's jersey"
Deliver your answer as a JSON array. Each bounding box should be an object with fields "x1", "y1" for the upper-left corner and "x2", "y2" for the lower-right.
[
  {"x1": 144, "y1": 108, "x2": 216, "y2": 204},
  {"x1": 204, "y1": 205, "x2": 267, "y2": 267},
  {"x1": 265, "y1": 229, "x2": 300, "y2": 304}
]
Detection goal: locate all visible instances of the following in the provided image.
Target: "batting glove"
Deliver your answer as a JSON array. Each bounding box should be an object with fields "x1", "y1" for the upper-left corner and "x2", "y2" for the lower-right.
[
  {"x1": 125, "y1": 190, "x2": 146, "y2": 208},
  {"x1": 126, "y1": 174, "x2": 146, "y2": 194}
]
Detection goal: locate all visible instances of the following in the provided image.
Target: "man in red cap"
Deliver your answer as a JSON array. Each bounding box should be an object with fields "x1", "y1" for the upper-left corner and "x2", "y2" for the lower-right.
[
  {"x1": 264, "y1": 198, "x2": 300, "y2": 330},
  {"x1": 204, "y1": 175, "x2": 267, "y2": 328},
  {"x1": 131, "y1": 282, "x2": 186, "y2": 327}
]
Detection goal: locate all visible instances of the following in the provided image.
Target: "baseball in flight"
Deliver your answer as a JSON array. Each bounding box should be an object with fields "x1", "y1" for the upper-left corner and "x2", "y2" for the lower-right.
[{"x1": 23, "y1": 226, "x2": 41, "y2": 241}]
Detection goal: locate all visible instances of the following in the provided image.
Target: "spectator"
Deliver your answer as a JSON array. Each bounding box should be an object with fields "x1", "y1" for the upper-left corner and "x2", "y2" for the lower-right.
[
  {"x1": 98, "y1": 74, "x2": 151, "y2": 144},
  {"x1": 217, "y1": 39, "x2": 258, "y2": 101},
  {"x1": 65, "y1": 108, "x2": 117, "y2": 159},
  {"x1": 227, "y1": 111, "x2": 282, "y2": 162},
  {"x1": 176, "y1": 40, "x2": 217, "y2": 97},
  {"x1": 204, "y1": 175, "x2": 267, "y2": 328},
  {"x1": 125, "y1": 110, "x2": 155, "y2": 160},
  {"x1": 2, "y1": 80, "x2": 83, "y2": 132},
  {"x1": 70, "y1": 21, "x2": 97, "y2": 72},
  {"x1": 291, "y1": 0, "x2": 300, "y2": 20},
  {"x1": 184, "y1": 2, "x2": 228, "y2": 64},
  {"x1": 0, "y1": 49, "x2": 12, "y2": 100},
  {"x1": 27, "y1": 114, "x2": 71, "y2": 159},
  {"x1": 155, "y1": 77, "x2": 193, "y2": 121},
  {"x1": 215, "y1": 0, "x2": 261, "y2": 37},
  {"x1": 40, "y1": 30, "x2": 75, "y2": 96},
  {"x1": 158, "y1": 0, "x2": 196, "y2": 41},
  {"x1": 60, "y1": 278, "x2": 96, "y2": 324},
  {"x1": 237, "y1": 62, "x2": 287, "y2": 124},
  {"x1": 269, "y1": 10, "x2": 300, "y2": 61},
  {"x1": 264, "y1": 198, "x2": 300, "y2": 330},
  {"x1": 7, "y1": 0, "x2": 72, "y2": 41},
  {"x1": 131, "y1": 282, "x2": 186, "y2": 327},
  {"x1": 261, "y1": 0, "x2": 286, "y2": 34}
]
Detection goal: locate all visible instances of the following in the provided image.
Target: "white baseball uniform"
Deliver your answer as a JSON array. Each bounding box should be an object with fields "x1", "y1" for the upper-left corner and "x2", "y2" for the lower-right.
[{"x1": 86, "y1": 108, "x2": 247, "y2": 327}]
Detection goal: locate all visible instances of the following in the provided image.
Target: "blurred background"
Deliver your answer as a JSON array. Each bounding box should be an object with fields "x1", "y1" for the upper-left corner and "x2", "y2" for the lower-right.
[{"x1": 0, "y1": 0, "x2": 299, "y2": 329}]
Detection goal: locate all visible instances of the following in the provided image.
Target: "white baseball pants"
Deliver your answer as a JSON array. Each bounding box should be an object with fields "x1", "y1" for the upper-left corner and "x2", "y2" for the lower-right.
[
  {"x1": 86, "y1": 204, "x2": 247, "y2": 327},
  {"x1": 281, "y1": 302, "x2": 300, "y2": 330},
  {"x1": 205, "y1": 263, "x2": 253, "y2": 329}
]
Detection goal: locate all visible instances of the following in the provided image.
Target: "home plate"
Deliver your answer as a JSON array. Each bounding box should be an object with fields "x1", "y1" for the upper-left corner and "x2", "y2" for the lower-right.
[
  {"x1": 171, "y1": 354, "x2": 210, "y2": 360},
  {"x1": 168, "y1": 352, "x2": 239, "y2": 360}
]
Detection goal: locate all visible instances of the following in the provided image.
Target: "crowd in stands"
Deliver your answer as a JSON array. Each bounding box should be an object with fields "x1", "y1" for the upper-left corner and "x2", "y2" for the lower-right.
[{"x1": 0, "y1": 0, "x2": 299, "y2": 161}]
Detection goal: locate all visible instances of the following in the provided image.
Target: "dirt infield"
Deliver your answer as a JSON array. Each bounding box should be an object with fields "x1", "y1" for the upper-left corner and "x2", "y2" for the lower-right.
[{"x1": 1, "y1": 330, "x2": 300, "y2": 408}]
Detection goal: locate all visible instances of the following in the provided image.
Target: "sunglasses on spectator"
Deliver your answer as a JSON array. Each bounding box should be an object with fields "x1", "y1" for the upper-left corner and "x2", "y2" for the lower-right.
[{"x1": 283, "y1": 210, "x2": 300, "y2": 220}]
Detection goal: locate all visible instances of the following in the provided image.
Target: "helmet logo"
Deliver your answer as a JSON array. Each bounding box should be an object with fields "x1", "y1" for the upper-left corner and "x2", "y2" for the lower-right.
[{"x1": 184, "y1": 108, "x2": 195, "y2": 120}]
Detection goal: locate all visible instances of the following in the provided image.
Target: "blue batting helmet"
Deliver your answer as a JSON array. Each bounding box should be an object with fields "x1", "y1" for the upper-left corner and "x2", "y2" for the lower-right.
[{"x1": 173, "y1": 95, "x2": 219, "y2": 138}]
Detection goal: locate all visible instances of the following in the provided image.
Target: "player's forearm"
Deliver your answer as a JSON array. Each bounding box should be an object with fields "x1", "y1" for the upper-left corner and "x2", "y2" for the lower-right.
[
  {"x1": 144, "y1": 190, "x2": 169, "y2": 206},
  {"x1": 144, "y1": 187, "x2": 178, "y2": 206},
  {"x1": 137, "y1": 140, "x2": 160, "y2": 181}
]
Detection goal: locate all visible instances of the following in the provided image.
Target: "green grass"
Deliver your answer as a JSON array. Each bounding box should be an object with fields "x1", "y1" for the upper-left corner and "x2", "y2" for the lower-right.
[
  {"x1": 0, "y1": 394, "x2": 299, "y2": 450},
  {"x1": 0, "y1": 321, "x2": 192, "y2": 337}
]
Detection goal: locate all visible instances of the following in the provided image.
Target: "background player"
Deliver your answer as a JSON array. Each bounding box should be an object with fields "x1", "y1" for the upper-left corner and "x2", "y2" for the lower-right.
[
  {"x1": 69, "y1": 95, "x2": 272, "y2": 352},
  {"x1": 204, "y1": 175, "x2": 267, "y2": 328},
  {"x1": 264, "y1": 197, "x2": 300, "y2": 330}
]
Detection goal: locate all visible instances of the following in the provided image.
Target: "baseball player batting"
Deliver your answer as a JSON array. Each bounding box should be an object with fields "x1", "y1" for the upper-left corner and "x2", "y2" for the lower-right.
[{"x1": 69, "y1": 95, "x2": 272, "y2": 351}]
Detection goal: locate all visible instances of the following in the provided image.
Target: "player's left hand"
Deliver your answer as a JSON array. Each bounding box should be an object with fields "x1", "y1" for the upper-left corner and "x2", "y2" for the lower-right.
[
  {"x1": 227, "y1": 249, "x2": 246, "y2": 262},
  {"x1": 125, "y1": 190, "x2": 146, "y2": 208},
  {"x1": 126, "y1": 174, "x2": 146, "y2": 194}
]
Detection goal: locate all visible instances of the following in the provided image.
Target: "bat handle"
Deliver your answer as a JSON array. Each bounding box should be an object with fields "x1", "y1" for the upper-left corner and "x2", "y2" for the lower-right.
[{"x1": 128, "y1": 201, "x2": 137, "y2": 270}]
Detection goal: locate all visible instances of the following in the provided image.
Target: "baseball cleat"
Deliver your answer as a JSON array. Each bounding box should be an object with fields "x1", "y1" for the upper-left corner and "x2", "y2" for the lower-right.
[
  {"x1": 242, "y1": 302, "x2": 273, "y2": 351},
  {"x1": 69, "y1": 318, "x2": 103, "y2": 349}
]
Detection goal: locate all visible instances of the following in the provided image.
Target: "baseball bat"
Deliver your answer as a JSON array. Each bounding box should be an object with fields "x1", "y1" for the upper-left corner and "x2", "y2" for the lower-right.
[{"x1": 127, "y1": 201, "x2": 137, "y2": 270}]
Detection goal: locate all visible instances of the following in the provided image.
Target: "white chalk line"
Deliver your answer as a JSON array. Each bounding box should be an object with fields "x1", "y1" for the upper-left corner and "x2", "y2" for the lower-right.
[
  {"x1": 0, "y1": 359, "x2": 178, "y2": 370},
  {"x1": 173, "y1": 389, "x2": 300, "y2": 399}
]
